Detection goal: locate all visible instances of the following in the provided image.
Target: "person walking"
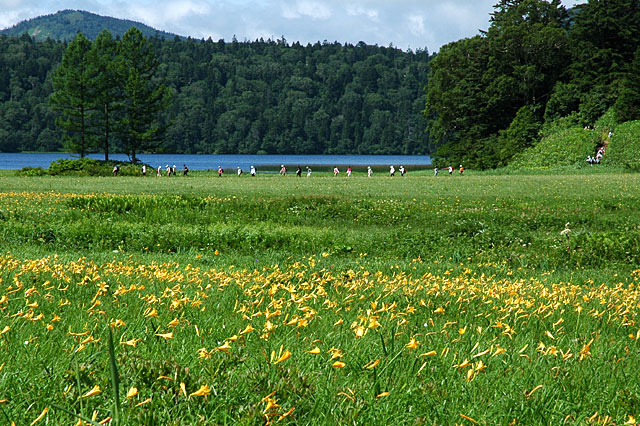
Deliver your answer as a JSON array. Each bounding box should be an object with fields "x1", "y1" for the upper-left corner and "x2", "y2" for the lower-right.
[
  {"x1": 367, "y1": 166, "x2": 372, "y2": 177},
  {"x1": 333, "y1": 167, "x2": 339, "y2": 177},
  {"x1": 280, "y1": 165, "x2": 287, "y2": 176},
  {"x1": 346, "y1": 167, "x2": 352, "y2": 177},
  {"x1": 237, "y1": 166, "x2": 243, "y2": 176},
  {"x1": 141, "y1": 164, "x2": 146, "y2": 176},
  {"x1": 390, "y1": 165, "x2": 395, "y2": 177},
  {"x1": 250, "y1": 165, "x2": 256, "y2": 177},
  {"x1": 156, "y1": 166, "x2": 162, "y2": 177},
  {"x1": 434, "y1": 167, "x2": 438, "y2": 176},
  {"x1": 399, "y1": 165, "x2": 406, "y2": 176},
  {"x1": 296, "y1": 166, "x2": 302, "y2": 177},
  {"x1": 306, "y1": 167, "x2": 312, "y2": 177},
  {"x1": 183, "y1": 164, "x2": 189, "y2": 176},
  {"x1": 112, "y1": 164, "x2": 119, "y2": 176},
  {"x1": 218, "y1": 166, "x2": 223, "y2": 177}
]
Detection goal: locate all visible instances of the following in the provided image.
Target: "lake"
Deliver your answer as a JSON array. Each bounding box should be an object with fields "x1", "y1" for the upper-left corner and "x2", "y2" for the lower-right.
[{"x1": 0, "y1": 153, "x2": 431, "y2": 170}]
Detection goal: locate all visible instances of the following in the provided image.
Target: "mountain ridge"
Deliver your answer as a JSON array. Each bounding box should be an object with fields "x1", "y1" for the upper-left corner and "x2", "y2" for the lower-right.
[{"x1": 0, "y1": 9, "x2": 184, "y2": 41}]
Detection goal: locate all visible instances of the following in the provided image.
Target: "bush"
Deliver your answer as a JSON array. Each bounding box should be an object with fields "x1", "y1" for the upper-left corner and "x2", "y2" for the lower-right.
[
  {"x1": 46, "y1": 158, "x2": 147, "y2": 176},
  {"x1": 603, "y1": 120, "x2": 640, "y2": 170},
  {"x1": 508, "y1": 127, "x2": 600, "y2": 170},
  {"x1": 18, "y1": 167, "x2": 48, "y2": 176}
]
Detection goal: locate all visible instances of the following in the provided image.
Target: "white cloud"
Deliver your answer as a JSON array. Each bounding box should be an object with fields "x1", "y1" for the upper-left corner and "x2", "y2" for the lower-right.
[
  {"x1": 127, "y1": 0, "x2": 211, "y2": 27},
  {"x1": 282, "y1": 1, "x2": 332, "y2": 20},
  {"x1": 345, "y1": 5, "x2": 379, "y2": 22},
  {"x1": 407, "y1": 14, "x2": 425, "y2": 37}
]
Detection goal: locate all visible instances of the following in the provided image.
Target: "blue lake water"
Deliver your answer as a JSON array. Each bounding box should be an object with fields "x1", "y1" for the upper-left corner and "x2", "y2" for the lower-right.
[{"x1": 0, "y1": 153, "x2": 431, "y2": 170}]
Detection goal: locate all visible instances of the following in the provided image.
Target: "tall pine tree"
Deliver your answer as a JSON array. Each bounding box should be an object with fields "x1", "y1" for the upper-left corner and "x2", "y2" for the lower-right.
[
  {"x1": 90, "y1": 30, "x2": 124, "y2": 161},
  {"x1": 49, "y1": 32, "x2": 96, "y2": 158},
  {"x1": 117, "y1": 27, "x2": 171, "y2": 162}
]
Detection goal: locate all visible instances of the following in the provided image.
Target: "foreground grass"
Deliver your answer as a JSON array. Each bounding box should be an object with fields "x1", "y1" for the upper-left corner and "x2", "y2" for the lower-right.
[{"x1": 0, "y1": 172, "x2": 639, "y2": 425}]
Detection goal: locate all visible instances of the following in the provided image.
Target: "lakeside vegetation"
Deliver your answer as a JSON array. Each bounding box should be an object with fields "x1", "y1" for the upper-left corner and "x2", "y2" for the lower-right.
[{"x1": 1, "y1": 171, "x2": 639, "y2": 424}]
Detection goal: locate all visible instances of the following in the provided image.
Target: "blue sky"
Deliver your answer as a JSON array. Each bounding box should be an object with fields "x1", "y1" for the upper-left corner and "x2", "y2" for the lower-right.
[{"x1": 1, "y1": 0, "x2": 580, "y2": 52}]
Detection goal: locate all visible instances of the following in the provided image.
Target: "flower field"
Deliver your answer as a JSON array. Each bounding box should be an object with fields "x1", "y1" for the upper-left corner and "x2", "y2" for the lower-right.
[{"x1": 0, "y1": 172, "x2": 639, "y2": 424}]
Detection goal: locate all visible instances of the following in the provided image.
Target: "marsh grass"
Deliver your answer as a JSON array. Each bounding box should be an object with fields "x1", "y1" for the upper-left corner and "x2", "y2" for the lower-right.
[{"x1": 0, "y1": 172, "x2": 639, "y2": 425}]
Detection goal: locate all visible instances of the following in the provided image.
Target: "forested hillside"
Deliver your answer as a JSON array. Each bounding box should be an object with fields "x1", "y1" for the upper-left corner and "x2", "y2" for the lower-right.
[
  {"x1": 0, "y1": 10, "x2": 180, "y2": 41},
  {"x1": 425, "y1": 0, "x2": 640, "y2": 169},
  {"x1": 0, "y1": 22, "x2": 432, "y2": 156}
]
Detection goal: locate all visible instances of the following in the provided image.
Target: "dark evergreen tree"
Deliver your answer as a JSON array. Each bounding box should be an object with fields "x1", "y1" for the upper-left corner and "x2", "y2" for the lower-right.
[
  {"x1": 49, "y1": 32, "x2": 96, "y2": 157},
  {"x1": 90, "y1": 29, "x2": 123, "y2": 160},
  {"x1": 117, "y1": 27, "x2": 171, "y2": 162}
]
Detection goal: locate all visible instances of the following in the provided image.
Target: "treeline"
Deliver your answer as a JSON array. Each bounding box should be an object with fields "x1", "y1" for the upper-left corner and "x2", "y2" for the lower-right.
[
  {"x1": 425, "y1": 0, "x2": 640, "y2": 169},
  {"x1": 0, "y1": 32, "x2": 432, "y2": 156}
]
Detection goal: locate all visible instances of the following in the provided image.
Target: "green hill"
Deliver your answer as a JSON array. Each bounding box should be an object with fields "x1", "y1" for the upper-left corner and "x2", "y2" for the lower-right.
[
  {"x1": 0, "y1": 10, "x2": 182, "y2": 41},
  {"x1": 603, "y1": 121, "x2": 640, "y2": 170},
  {"x1": 508, "y1": 127, "x2": 600, "y2": 170}
]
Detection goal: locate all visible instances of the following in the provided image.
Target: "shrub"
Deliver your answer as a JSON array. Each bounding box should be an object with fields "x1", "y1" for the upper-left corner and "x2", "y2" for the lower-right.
[
  {"x1": 47, "y1": 158, "x2": 147, "y2": 176},
  {"x1": 603, "y1": 120, "x2": 640, "y2": 170},
  {"x1": 508, "y1": 127, "x2": 600, "y2": 170}
]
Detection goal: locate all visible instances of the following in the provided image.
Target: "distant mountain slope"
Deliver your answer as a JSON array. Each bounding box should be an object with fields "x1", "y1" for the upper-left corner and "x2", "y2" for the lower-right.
[{"x1": 0, "y1": 9, "x2": 183, "y2": 41}]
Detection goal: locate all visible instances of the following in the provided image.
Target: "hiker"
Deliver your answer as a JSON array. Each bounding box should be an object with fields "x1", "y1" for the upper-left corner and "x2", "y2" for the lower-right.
[
  {"x1": 306, "y1": 167, "x2": 312, "y2": 177},
  {"x1": 183, "y1": 164, "x2": 189, "y2": 176},
  {"x1": 141, "y1": 164, "x2": 146, "y2": 176},
  {"x1": 333, "y1": 167, "x2": 339, "y2": 177},
  {"x1": 156, "y1": 166, "x2": 162, "y2": 177},
  {"x1": 459, "y1": 165, "x2": 465, "y2": 175},
  {"x1": 448, "y1": 165, "x2": 453, "y2": 175},
  {"x1": 347, "y1": 167, "x2": 352, "y2": 177},
  {"x1": 296, "y1": 166, "x2": 302, "y2": 177},
  {"x1": 166, "y1": 165, "x2": 171, "y2": 176},
  {"x1": 399, "y1": 166, "x2": 406, "y2": 176},
  {"x1": 218, "y1": 166, "x2": 223, "y2": 177},
  {"x1": 237, "y1": 166, "x2": 243, "y2": 176},
  {"x1": 280, "y1": 165, "x2": 287, "y2": 176},
  {"x1": 434, "y1": 167, "x2": 438, "y2": 176},
  {"x1": 390, "y1": 165, "x2": 395, "y2": 177},
  {"x1": 250, "y1": 165, "x2": 256, "y2": 177},
  {"x1": 112, "y1": 164, "x2": 119, "y2": 176},
  {"x1": 367, "y1": 166, "x2": 372, "y2": 177}
]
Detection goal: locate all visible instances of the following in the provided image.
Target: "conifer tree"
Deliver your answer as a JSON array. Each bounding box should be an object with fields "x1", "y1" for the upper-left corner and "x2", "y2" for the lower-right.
[
  {"x1": 49, "y1": 32, "x2": 96, "y2": 158},
  {"x1": 117, "y1": 27, "x2": 171, "y2": 162}
]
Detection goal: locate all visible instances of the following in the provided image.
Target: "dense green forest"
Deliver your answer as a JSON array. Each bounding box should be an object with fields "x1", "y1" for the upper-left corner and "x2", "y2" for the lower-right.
[
  {"x1": 0, "y1": 16, "x2": 432, "y2": 156},
  {"x1": 425, "y1": 0, "x2": 640, "y2": 169},
  {"x1": 0, "y1": 10, "x2": 180, "y2": 42}
]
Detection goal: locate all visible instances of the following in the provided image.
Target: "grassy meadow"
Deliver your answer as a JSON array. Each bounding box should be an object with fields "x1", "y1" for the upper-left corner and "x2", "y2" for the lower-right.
[{"x1": 0, "y1": 170, "x2": 639, "y2": 425}]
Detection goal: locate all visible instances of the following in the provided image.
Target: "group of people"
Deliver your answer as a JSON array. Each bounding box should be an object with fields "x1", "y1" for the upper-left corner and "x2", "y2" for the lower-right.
[
  {"x1": 115, "y1": 163, "x2": 464, "y2": 177},
  {"x1": 586, "y1": 146, "x2": 606, "y2": 165},
  {"x1": 433, "y1": 165, "x2": 465, "y2": 176},
  {"x1": 151, "y1": 164, "x2": 189, "y2": 176}
]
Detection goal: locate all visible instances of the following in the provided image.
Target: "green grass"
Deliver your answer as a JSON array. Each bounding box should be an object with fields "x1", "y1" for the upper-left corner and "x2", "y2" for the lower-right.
[{"x1": 0, "y1": 172, "x2": 639, "y2": 425}]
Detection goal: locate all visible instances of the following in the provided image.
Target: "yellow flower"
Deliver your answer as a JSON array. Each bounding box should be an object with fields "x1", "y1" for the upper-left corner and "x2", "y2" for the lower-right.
[
  {"x1": 155, "y1": 331, "x2": 173, "y2": 340},
  {"x1": 305, "y1": 347, "x2": 321, "y2": 354},
  {"x1": 82, "y1": 385, "x2": 102, "y2": 398},
  {"x1": 273, "y1": 350, "x2": 291, "y2": 365},
  {"x1": 144, "y1": 308, "x2": 158, "y2": 318},
  {"x1": 332, "y1": 361, "x2": 346, "y2": 368},
  {"x1": 406, "y1": 337, "x2": 420, "y2": 350},
  {"x1": 126, "y1": 387, "x2": 138, "y2": 398},
  {"x1": 376, "y1": 392, "x2": 390, "y2": 398},
  {"x1": 624, "y1": 415, "x2": 637, "y2": 425},
  {"x1": 354, "y1": 325, "x2": 366, "y2": 338},
  {"x1": 420, "y1": 350, "x2": 437, "y2": 357},
  {"x1": 135, "y1": 398, "x2": 152, "y2": 407},
  {"x1": 240, "y1": 324, "x2": 254, "y2": 335},
  {"x1": 217, "y1": 341, "x2": 232, "y2": 353},
  {"x1": 168, "y1": 318, "x2": 180, "y2": 327},
  {"x1": 363, "y1": 359, "x2": 379, "y2": 369},
  {"x1": 180, "y1": 382, "x2": 187, "y2": 397},
  {"x1": 458, "y1": 326, "x2": 467, "y2": 336},
  {"x1": 190, "y1": 384, "x2": 211, "y2": 397},
  {"x1": 29, "y1": 407, "x2": 48, "y2": 425}
]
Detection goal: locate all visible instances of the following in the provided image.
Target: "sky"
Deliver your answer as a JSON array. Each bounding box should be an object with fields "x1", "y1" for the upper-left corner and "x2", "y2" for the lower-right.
[{"x1": 1, "y1": 0, "x2": 581, "y2": 52}]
